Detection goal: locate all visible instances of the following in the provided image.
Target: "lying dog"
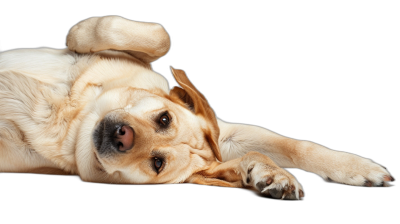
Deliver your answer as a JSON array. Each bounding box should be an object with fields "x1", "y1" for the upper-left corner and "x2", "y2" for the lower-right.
[{"x1": 0, "y1": 16, "x2": 394, "y2": 200}]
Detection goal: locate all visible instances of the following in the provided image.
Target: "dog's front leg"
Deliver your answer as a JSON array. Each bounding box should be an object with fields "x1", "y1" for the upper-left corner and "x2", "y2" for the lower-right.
[
  {"x1": 186, "y1": 151, "x2": 304, "y2": 200},
  {"x1": 217, "y1": 119, "x2": 395, "y2": 187}
]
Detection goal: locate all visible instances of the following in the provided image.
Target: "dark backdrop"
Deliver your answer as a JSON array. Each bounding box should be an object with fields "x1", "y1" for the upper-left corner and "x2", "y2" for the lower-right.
[{"x1": 0, "y1": 2, "x2": 399, "y2": 217}]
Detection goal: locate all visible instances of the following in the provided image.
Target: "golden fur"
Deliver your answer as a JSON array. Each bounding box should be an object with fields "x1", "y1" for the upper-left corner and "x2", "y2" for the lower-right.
[{"x1": 0, "y1": 16, "x2": 394, "y2": 199}]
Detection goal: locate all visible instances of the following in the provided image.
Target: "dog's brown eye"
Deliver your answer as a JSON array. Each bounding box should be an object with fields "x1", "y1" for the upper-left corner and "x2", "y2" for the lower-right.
[
  {"x1": 159, "y1": 113, "x2": 170, "y2": 127},
  {"x1": 154, "y1": 157, "x2": 164, "y2": 173}
]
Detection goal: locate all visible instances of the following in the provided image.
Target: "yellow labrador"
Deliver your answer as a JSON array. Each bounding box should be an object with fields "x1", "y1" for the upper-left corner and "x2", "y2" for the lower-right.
[{"x1": 0, "y1": 16, "x2": 394, "y2": 199}]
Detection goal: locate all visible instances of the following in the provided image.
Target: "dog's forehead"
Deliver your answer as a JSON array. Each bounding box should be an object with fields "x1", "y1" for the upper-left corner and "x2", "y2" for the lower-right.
[{"x1": 124, "y1": 96, "x2": 165, "y2": 115}]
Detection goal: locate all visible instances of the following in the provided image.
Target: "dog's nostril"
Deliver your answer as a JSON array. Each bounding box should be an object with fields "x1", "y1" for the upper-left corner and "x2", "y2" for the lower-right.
[
  {"x1": 113, "y1": 125, "x2": 134, "y2": 152},
  {"x1": 118, "y1": 128, "x2": 125, "y2": 135}
]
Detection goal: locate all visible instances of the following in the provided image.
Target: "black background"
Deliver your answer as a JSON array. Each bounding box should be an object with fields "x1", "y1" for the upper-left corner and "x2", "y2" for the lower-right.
[{"x1": 0, "y1": 2, "x2": 399, "y2": 218}]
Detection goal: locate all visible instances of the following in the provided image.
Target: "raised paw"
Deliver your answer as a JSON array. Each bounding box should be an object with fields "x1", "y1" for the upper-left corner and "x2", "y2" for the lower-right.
[
  {"x1": 66, "y1": 17, "x2": 107, "y2": 53},
  {"x1": 246, "y1": 163, "x2": 304, "y2": 200},
  {"x1": 66, "y1": 16, "x2": 170, "y2": 63}
]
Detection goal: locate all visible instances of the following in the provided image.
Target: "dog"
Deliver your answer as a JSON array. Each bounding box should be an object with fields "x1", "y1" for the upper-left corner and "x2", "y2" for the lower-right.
[{"x1": 0, "y1": 16, "x2": 394, "y2": 200}]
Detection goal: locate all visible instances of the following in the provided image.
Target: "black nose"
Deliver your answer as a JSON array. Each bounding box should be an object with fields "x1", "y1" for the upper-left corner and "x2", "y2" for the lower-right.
[
  {"x1": 113, "y1": 125, "x2": 135, "y2": 152},
  {"x1": 93, "y1": 119, "x2": 135, "y2": 155}
]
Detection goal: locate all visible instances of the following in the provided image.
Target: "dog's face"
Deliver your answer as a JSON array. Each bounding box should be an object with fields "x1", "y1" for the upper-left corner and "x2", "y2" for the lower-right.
[{"x1": 88, "y1": 68, "x2": 221, "y2": 184}]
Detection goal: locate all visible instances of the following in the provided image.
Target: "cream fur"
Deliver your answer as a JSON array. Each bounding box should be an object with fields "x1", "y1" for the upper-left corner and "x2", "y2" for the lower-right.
[{"x1": 0, "y1": 16, "x2": 394, "y2": 200}]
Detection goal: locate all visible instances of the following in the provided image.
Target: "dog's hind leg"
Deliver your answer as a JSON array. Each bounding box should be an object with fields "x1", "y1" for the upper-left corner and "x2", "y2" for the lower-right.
[
  {"x1": 66, "y1": 16, "x2": 170, "y2": 64},
  {"x1": 217, "y1": 119, "x2": 395, "y2": 187}
]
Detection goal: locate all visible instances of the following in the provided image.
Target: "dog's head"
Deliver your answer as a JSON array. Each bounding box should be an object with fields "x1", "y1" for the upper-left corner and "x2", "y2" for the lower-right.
[{"x1": 82, "y1": 68, "x2": 221, "y2": 184}]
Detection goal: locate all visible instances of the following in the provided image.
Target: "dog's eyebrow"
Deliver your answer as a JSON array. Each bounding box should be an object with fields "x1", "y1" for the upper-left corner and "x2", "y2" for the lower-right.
[
  {"x1": 150, "y1": 150, "x2": 167, "y2": 159},
  {"x1": 149, "y1": 109, "x2": 167, "y2": 120}
]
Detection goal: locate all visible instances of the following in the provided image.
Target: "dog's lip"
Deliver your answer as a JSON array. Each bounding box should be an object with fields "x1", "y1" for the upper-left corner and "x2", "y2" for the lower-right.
[
  {"x1": 94, "y1": 152, "x2": 105, "y2": 172},
  {"x1": 94, "y1": 152, "x2": 101, "y2": 162}
]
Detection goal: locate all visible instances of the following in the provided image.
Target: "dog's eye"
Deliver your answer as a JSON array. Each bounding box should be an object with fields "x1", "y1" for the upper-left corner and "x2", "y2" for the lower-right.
[
  {"x1": 159, "y1": 112, "x2": 171, "y2": 127},
  {"x1": 154, "y1": 157, "x2": 164, "y2": 173}
]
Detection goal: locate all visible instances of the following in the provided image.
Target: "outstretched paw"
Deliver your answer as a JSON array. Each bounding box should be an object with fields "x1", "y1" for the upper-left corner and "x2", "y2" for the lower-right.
[{"x1": 323, "y1": 153, "x2": 395, "y2": 187}]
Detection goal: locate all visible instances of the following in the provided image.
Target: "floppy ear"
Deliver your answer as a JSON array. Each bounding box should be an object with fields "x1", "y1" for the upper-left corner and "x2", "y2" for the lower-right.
[{"x1": 169, "y1": 67, "x2": 222, "y2": 161}]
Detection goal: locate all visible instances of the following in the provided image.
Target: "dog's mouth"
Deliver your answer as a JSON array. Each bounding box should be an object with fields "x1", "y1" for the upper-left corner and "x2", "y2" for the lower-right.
[{"x1": 93, "y1": 118, "x2": 135, "y2": 156}]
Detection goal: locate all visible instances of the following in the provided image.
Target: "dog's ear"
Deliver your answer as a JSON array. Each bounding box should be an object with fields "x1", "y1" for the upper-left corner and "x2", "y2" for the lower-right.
[
  {"x1": 169, "y1": 67, "x2": 222, "y2": 161},
  {"x1": 169, "y1": 86, "x2": 195, "y2": 112}
]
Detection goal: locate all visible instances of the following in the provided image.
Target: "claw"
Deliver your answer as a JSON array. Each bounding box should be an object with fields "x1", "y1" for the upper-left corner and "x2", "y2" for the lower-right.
[
  {"x1": 282, "y1": 192, "x2": 287, "y2": 200},
  {"x1": 383, "y1": 175, "x2": 395, "y2": 182},
  {"x1": 281, "y1": 185, "x2": 296, "y2": 200},
  {"x1": 299, "y1": 189, "x2": 304, "y2": 198},
  {"x1": 261, "y1": 183, "x2": 277, "y2": 193}
]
